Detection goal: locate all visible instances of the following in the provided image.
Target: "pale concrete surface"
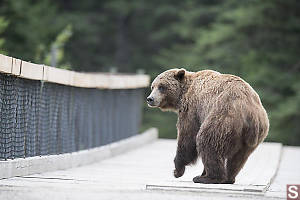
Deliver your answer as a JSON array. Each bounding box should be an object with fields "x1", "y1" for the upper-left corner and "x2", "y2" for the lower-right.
[
  {"x1": 147, "y1": 142, "x2": 282, "y2": 194},
  {"x1": 0, "y1": 139, "x2": 299, "y2": 200},
  {"x1": 0, "y1": 128, "x2": 158, "y2": 179}
]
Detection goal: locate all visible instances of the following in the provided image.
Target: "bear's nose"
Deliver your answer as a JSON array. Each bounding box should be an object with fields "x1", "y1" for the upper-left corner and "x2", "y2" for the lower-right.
[{"x1": 147, "y1": 96, "x2": 154, "y2": 103}]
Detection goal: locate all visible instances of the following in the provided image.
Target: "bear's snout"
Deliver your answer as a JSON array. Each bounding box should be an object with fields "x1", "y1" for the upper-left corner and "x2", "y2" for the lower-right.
[
  {"x1": 147, "y1": 87, "x2": 163, "y2": 108},
  {"x1": 146, "y1": 96, "x2": 155, "y2": 106}
]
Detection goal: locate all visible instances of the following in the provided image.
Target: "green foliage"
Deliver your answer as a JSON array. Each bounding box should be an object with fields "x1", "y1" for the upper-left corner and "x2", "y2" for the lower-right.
[
  {"x1": 0, "y1": 16, "x2": 8, "y2": 54},
  {"x1": 0, "y1": 0, "x2": 299, "y2": 145},
  {"x1": 152, "y1": 0, "x2": 300, "y2": 144},
  {"x1": 0, "y1": 0, "x2": 67, "y2": 63},
  {"x1": 42, "y1": 25, "x2": 73, "y2": 69}
]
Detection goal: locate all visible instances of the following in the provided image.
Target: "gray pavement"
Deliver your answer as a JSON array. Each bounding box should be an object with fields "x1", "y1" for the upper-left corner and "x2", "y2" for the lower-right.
[{"x1": 0, "y1": 139, "x2": 299, "y2": 200}]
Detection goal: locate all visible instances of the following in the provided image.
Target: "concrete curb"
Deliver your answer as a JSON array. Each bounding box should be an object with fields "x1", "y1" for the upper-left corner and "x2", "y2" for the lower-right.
[
  {"x1": 0, "y1": 53, "x2": 150, "y2": 89},
  {"x1": 0, "y1": 128, "x2": 158, "y2": 179}
]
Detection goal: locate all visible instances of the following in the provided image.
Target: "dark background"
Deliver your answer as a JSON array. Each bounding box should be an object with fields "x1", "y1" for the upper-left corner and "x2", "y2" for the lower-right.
[{"x1": 0, "y1": 0, "x2": 299, "y2": 145}]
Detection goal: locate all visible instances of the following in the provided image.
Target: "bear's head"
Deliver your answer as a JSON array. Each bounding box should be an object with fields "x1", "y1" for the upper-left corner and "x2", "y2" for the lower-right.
[{"x1": 147, "y1": 68, "x2": 186, "y2": 112}]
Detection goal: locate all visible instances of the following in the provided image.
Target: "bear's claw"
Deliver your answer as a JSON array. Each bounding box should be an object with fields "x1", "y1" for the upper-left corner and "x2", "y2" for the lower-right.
[
  {"x1": 193, "y1": 176, "x2": 235, "y2": 184},
  {"x1": 193, "y1": 176, "x2": 222, "y2": 184},
  {"x1": 173, "y1": 167, "x2": 185, "y2": 178}
]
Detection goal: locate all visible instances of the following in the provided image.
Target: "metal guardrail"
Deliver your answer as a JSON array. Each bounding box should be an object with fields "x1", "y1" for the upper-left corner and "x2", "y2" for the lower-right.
[{"x1": 0, "y1": 54, "x2": 149, "y2": 160}]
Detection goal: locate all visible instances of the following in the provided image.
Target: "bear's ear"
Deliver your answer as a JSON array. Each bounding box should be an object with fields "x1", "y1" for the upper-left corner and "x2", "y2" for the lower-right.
[{"x1": 174, "y1": 69, "x2": 185, "y2": 81}]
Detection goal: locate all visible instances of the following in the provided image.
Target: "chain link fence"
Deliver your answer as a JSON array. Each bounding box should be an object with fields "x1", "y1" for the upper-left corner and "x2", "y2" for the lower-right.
[{"x1": 0, "y1": 73, "x2": 144, "y2": 160}]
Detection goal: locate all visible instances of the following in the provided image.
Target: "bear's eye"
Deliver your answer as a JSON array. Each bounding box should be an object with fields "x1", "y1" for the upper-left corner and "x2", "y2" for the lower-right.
[{"x1": 158, "y1": 85, "x2": 165, "y2": 92}]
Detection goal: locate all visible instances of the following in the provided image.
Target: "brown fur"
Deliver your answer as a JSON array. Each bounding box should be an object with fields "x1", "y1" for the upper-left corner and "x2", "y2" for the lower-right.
[{"x1": 147, "y1": 69, "x2": 269, "y2": 184}]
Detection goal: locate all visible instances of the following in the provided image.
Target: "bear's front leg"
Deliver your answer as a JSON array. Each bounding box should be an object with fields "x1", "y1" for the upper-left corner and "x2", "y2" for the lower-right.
[
  {"x1": 173, "y1": 149, "x2": 186, "y2": 178},
  {"x1": 173, "y1": 113, "x2": 199, "y2": 178},
  {"x1": 173, "y1": 136, "x2": 198, "y2": 178}
]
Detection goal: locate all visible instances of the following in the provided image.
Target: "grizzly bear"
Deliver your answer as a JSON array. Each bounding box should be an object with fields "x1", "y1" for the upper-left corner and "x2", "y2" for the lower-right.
[{"x1": 147, "y1": 69, "x2": 269, "y2": 184}]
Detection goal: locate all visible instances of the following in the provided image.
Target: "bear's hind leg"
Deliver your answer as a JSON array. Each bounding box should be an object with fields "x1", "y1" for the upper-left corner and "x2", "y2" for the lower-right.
[
  {"x1": 201, "y1": 168, "x2": 206, "y2": 177},
  {"x1": 193, "y1": 151, "x2": 226, "y2": 184},
  {"x1": 225, "y1": 145, "x2": 256, "y2": 183}
]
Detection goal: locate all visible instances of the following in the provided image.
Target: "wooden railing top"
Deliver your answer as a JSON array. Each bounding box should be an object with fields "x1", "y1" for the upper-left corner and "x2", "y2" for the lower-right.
[{"x1": 0, "y1": 54, "x2": 150, "y2": 89}]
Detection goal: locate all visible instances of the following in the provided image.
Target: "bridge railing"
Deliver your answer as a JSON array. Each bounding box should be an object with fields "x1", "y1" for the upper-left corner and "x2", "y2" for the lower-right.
[{"x1": 0, "y1": 54, "x2": 150, "y2": 160}]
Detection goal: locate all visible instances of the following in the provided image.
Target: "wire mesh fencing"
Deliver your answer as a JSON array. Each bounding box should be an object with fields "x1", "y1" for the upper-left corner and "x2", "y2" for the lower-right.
[{"x1": 0, "y1": 73, "x2": 144, "y2": 160}]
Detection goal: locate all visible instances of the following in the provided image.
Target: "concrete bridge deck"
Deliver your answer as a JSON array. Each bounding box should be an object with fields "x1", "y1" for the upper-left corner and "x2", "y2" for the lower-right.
[{"x1": 0, "y1": 138, "x2": 299, "y2": 200}]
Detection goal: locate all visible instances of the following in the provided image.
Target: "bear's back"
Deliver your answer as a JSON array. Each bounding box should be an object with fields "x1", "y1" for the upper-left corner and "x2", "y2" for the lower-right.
[
  {"x1": 184, "y1": 70, "x2": 266, "y2": 124},
  {"x1": 189, "y1": 70, "x2": 260, "y2": 104}
]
